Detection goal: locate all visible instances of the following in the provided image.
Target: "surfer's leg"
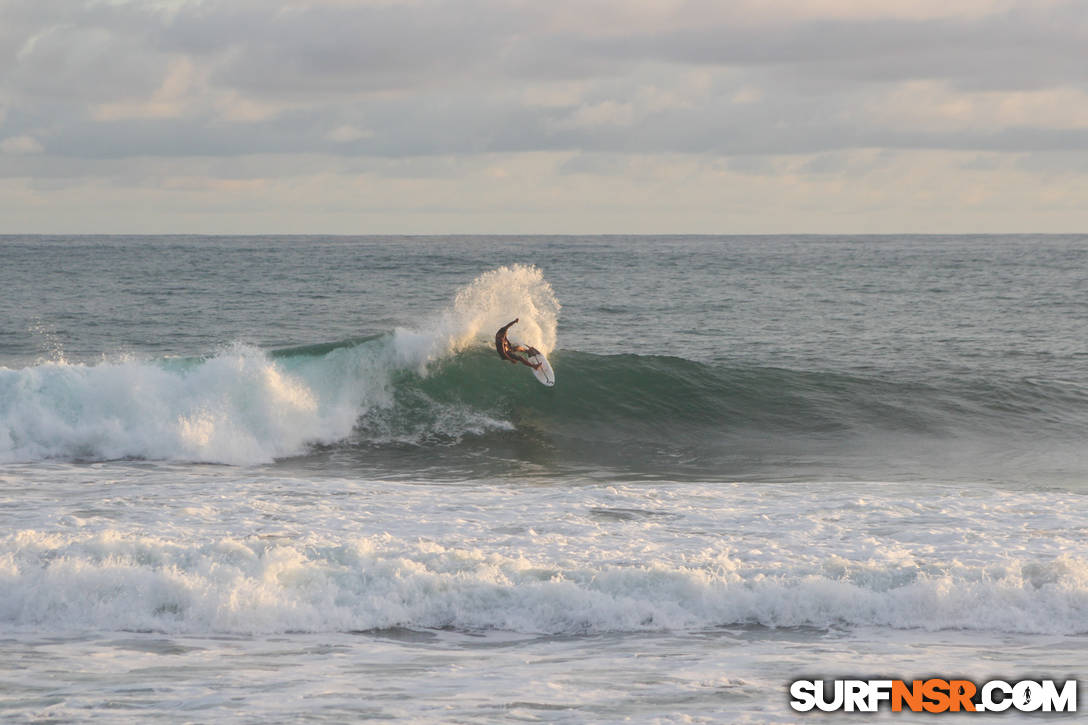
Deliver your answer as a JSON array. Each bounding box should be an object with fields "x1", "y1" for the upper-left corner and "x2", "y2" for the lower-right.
[{"x1": 510, "y1": 353, "x2": 540, "y2": 369}]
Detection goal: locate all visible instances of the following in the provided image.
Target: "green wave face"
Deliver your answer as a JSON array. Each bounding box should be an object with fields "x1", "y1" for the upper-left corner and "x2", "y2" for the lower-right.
[{"x1": 336, "y1": 343, "x2": 1088, "y2": 482}]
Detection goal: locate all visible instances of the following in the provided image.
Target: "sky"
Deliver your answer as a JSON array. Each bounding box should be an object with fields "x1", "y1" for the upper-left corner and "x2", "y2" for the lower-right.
[{"x1": 1, "y1": 0, "x2": 1087, "y2": 234}]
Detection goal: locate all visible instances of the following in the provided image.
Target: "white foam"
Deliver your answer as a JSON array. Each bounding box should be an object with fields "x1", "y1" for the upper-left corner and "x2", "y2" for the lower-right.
[
  {"x1": 393, "y1": 263, "x2": 560, "y2": 370},
  {"x1": 0, "y1": 345, "x2": 372, "y2": 465},
  {"x1": 0, "y1": 265, "x2": 557, "y2": 464},
  {"x1": 1, "y1": 527, "x2": 1085, "y2": 636},
  {"x1": 2, "y1": 475, "x2": 1086, "y2": 637}
]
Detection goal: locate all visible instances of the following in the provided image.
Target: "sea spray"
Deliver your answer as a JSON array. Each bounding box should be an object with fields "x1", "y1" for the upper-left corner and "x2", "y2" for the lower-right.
[
  {"x1": 393, "y1": 263, "x2": 560, "y2": 369},
  {"x1": 0, "y1": 266, "x2": 560, "y2": 464}
]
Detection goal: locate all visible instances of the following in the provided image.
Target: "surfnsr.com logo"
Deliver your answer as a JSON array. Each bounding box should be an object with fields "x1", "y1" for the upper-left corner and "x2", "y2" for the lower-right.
[{"x1": 789, "y1": 679, "x2": 1078, "y2": 713}]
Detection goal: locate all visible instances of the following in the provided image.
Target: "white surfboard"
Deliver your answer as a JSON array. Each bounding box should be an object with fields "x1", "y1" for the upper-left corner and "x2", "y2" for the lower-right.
[{"x1": 527, "y1": 350, "x2": 555, "y2": 386}]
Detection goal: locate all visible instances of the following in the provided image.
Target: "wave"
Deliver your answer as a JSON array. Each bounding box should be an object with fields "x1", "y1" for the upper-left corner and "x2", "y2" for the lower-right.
[
  {"x1": 0, "y1": 265, "x2": 557, "y2": 465},
  {"x1": 354, "y1": 350, "x2": 1088, "y2": 480},
  {"x1": 5, "y1": 343, "x2": 1085, "y2": 477},
  {"x1": 413, "y1": 349, "x2": 1088, "y2": 438},
  {"x1": 2, "y1": 264, "x2": 1085, "y2": 472},
  {"x1": 2, "y1": 530, "x2": 1085, "y2": 636}
]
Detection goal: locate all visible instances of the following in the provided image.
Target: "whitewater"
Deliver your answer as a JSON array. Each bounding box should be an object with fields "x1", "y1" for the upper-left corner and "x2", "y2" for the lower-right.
[
  {"x1": 2, "y1": 235, "x2": 1087, "y2": 722},
  {"x1": 1, "y1": 264, "x2": 557, "y2": 465}
]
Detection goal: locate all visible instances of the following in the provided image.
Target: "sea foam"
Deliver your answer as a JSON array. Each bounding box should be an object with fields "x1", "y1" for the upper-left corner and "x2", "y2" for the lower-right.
[
  {"x1": 0, "y1": 265, "x2": 557, "y2": 464},
  {"x1": 2, "y1": 529, "x2": 1085, "y2": 636}
]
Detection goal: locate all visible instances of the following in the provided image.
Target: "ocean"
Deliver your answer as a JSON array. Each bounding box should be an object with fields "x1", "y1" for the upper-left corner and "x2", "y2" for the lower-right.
[{"x1": 1, "y1": 235, "x2": 1086, "y2": 722}]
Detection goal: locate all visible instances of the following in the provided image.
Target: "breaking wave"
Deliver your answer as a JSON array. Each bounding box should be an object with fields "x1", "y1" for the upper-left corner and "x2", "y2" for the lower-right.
[
  {"x1": 2, "y1": 530, "x2": 1085, "y2": 636},
  {"x1": 0, "y1": 265, "x2": 557, "y2": 465},
  {"x1": 2, "y1": 263, "x2": 1086, "y2": 475}
]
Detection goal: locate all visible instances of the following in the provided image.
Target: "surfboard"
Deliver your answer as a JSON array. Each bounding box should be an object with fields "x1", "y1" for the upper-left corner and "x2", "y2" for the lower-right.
[{"x1": 527, "y1": 350, "x2": 555, "y2": 386}]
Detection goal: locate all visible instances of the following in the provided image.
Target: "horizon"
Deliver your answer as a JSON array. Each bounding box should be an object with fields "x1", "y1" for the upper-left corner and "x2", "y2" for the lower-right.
[{"x1": 4, "y1": 231, "x2": 1087, "y2": 238}]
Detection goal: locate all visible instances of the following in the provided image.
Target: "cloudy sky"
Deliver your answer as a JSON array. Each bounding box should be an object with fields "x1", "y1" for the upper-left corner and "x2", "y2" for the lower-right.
[{"x1": 2, "y1": 0, "x2": 1087, "y2": 233}]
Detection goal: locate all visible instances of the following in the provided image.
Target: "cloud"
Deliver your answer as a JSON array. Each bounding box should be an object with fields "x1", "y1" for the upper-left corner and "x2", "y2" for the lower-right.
[
  {"x1": 866, "y1": 82, "x2": 1088, "y2": 132},
  {"x1": 326, "y1": 124, "x2": 374, "y2": 143},
  {"x1": 91, "y1": 57, "x2": 202, "y2": 121},
  {"x1": 5, "y1": 149, "x2": 1088, "y2": 234},
  {"x1": 1, "y1": 0, "x2": 1086, "y2": 231},
  {"x1": 2, "y1": 0, "x2": 1082, "y2": 159},
  {"x1": 1, "y1": 135, "x2": 43, "y2": 154}
]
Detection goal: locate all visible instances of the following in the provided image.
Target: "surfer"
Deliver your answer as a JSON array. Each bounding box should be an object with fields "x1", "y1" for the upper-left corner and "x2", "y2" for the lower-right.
[{"x1": 495, "y1": 318, "x2": 542, "y2": 370}]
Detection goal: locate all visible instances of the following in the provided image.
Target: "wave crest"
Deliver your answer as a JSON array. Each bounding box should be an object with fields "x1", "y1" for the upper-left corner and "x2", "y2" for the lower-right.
[{"x1": 0, "y1": 265, "x2": 559, "y2": 464}]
